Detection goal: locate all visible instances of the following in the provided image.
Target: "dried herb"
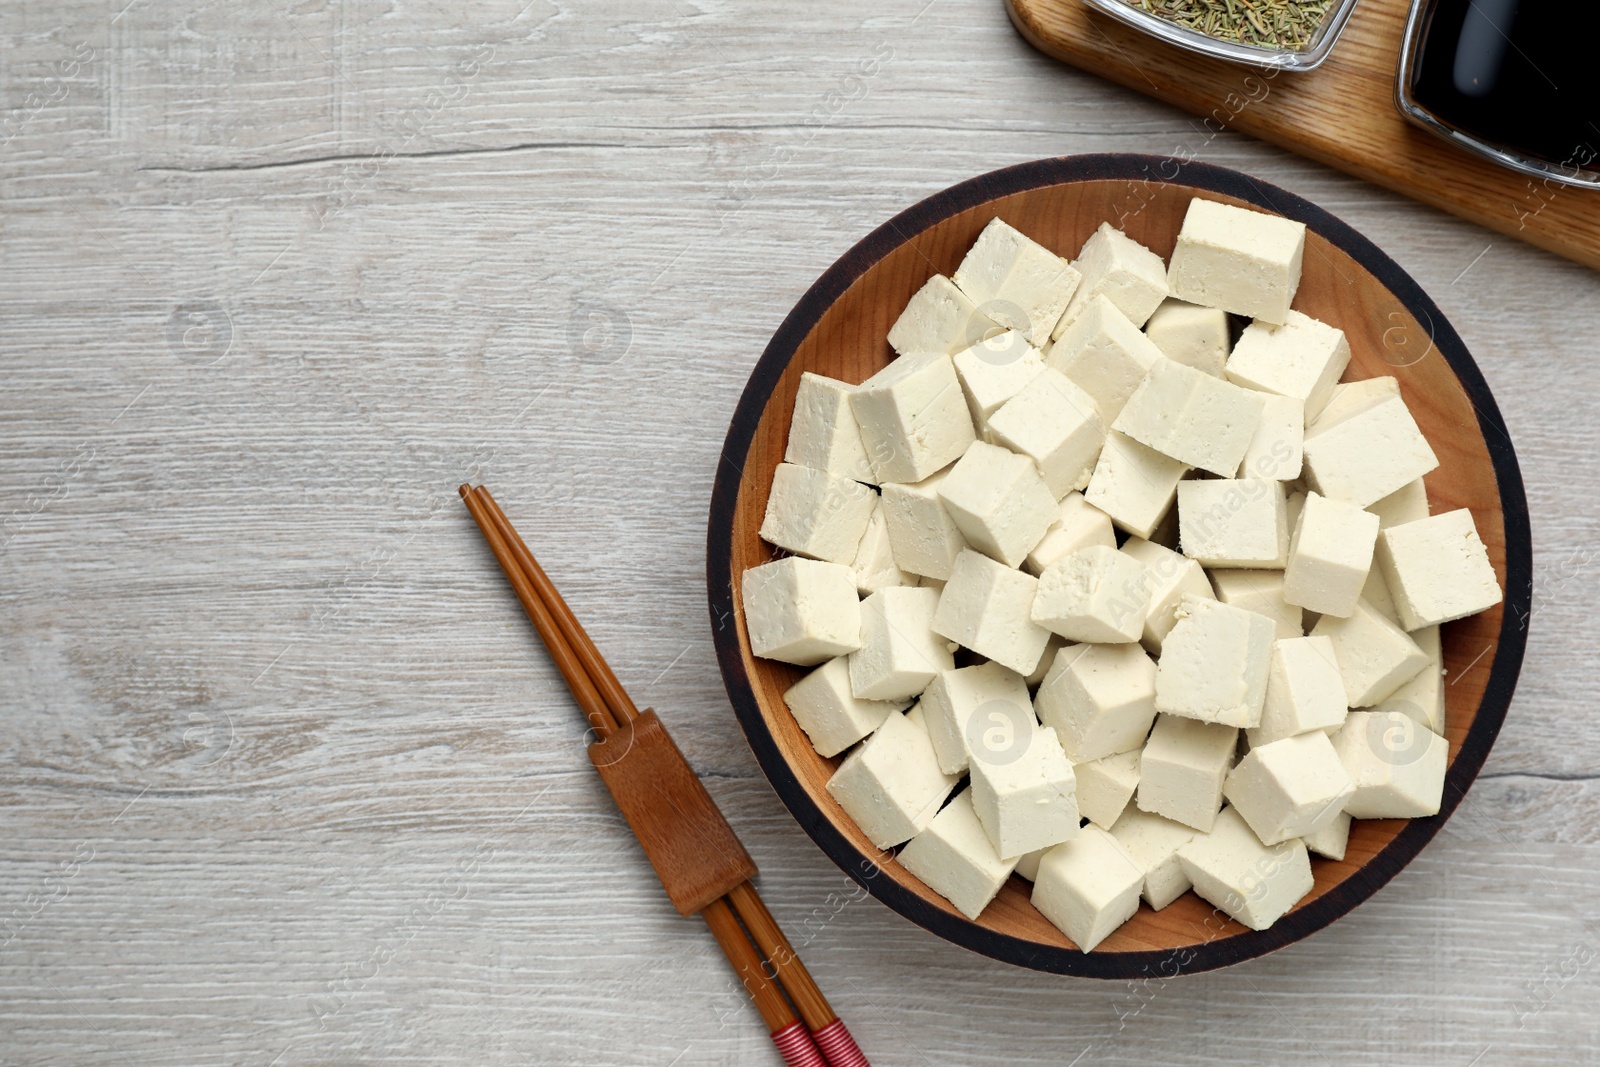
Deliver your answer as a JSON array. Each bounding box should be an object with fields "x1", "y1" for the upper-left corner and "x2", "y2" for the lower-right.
[{"x1": 1126, "y1": 0, "x2": 1334, "y2": 52}]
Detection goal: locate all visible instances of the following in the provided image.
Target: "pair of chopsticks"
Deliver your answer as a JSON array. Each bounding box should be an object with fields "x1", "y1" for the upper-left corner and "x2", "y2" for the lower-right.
[{"x1": 459, "y1": 485, "x2": 870, "y2": 1067}]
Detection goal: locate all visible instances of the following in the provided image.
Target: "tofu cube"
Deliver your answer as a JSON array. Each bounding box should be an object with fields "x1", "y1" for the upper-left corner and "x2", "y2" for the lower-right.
[
  {"x1": 897, "y1": 788, "x2": 1018, "y2": 920},
  {"x1": 849, "y1": 587, "x2": 955, "y2": 700},
  {"x1": 1137, "y1": 714, "x2": 1238, "y2": 832},
  {"x1": 951, "y1": 332, "x2": 1046, "y2": 433},
  {"x1": 1302, "y1": 809, "x2": 1352, "y2": 861},
  {"x1": 1284, "y1": 491, "x2": 1381, "y2": 618},
  {"x1": 1012, "y1": 848, "x2": 1047, "y2": 882},
  {"x1": 1210, "y1": 570, "x2": 1304, "y2": 639},
  {"x1": 919, "y1": 660, "x2": 1033, "y2": 776},
  {"x1": 1084, "y1": 431, "x2": 1189, "y2": 540},
  {"x1": 1143, "y1": 298, "x2": 1230, "y2": 377},
  {"x1": 1155, "y1": 596, "x2": 1275, "y2": 728},
  {"x1": 1109, "y1": 808, "x2": 1197, "y2": 910},
  {"x1": 986, "y1": 368, "x2": 1106, "y2": 499},
  {"x1": 970, "y1": 723, "x2": 1081, "y2": 859},
  {"x1": 826, "y1": 708, "x2": 959, "y2": 848},
  {"x1": 1179, "y1": 478, "x2": 1289, "y2": 569},
  {"x1": 783, "y1": 656, "x2": 906, "y2": 758},
  {"x1": 887, "y1": 273, "x2": 1000, "y2": 358},
  {"x1": 1310, "y1": 376, "x2": 1400, "y2": 435},
  {"x1": 1025, "y1": 492, "x2": 1117, "y2": 576},
  {"x1": 1237, "y1": 393, "x2": 1304, "y2": 481},
  {"x1": 1120, "y1": 537, "x2": 1216, "y2": 654},
  {"x1": 848, "y1": 500, "x2": 911, "y2": 596},
  {"x1": 952, "y1": 217, "x2": 1083, "y2": 345},
  {"x1": 1368, "y1": 477, "x2": 1430, "y2": 529},
  {"x1": 1380, "y1": 624, "x2": 1443, "y2": 733},
  {"x1": 1074, "y1": 749, "x2": 1141, "y2": 829},
  {"x1": 1166, "y1": 199, "x2": 1306, "y2": 325},
  {"x1": 1025, "y1": 633, "x2": 1068, "y2": 688},
  {"x1": 1053, "y1": 223, "x2": 1170, "y2": 337},
  {"x1": 937, "y1": 441, "x2": 1058, "y2": 568},
  {"x1": 759, "y1": 462, "x2": 878, "y2": 564},
  {"x1": 1035, "y1": 642, "x2": 1158, "y2": 763},
  {"x1": 1332, "y1": 710, "x2": 1448, "y2": 818},
  {"x1": 1223, "y1": 730, "x2": 1355, "y2": 845},
  {"x1": 784, "y1": 371, "x2": 875, "y2": 484},
  {"x1": 1047, "y1": 295, "x2": 1166, "y2": 421},
  {"x1": 1247, "y1": 635, "x2": 1349, "y2": 746},
  {"x1": 1311, "y1": 600, "x2": 1429, "y2": 707},
  {"x1": 1176, "y1": 806, "x2": 1313, "y2": 931},
  {"x1": 1226, "y1": 310, "x2": 1351, "y2": 419},
  {"x1": 933, "y1": 549, "x2": 1052, "y2": 675},
  {"x1": 1032, "y1": 544, "x2": 1153, "y2": 644},
  {"x1": 1031, "y1": 825, "x2": 1146, "y2": 952},
  {"x1": 1113, "y1": 358, "x2": 1266, "y2": 477},
  {"x1": 741, "y1": 557, "x2": 862, "y2": 666},
  {"x1": 1302, "y1": 394, "x2": 1439, "y2": 507},
  {"x1": 1377, "y1": 509, "x2": 1502, "y2": 630},
  {"x1": 879, "y1": 466, "x2": 968, "y2": 581},
  {"x1": 851, "y1": 352, "x2": 978, "y2": 484}
]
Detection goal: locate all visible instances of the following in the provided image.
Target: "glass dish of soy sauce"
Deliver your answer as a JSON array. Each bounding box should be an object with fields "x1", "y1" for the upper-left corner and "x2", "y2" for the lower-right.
[{"x1": 1397, "y1": 0, "x2": 1600, "y2": 187}]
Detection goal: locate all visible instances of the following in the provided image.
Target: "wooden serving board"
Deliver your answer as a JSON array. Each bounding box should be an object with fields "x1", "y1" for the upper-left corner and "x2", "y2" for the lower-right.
[{"x1": 1006, "y1": 0, "x2": 1600, "y2": 271}]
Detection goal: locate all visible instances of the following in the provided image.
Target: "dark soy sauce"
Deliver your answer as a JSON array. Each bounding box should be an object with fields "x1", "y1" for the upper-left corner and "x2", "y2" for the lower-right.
[{"x1": 1409, "y1": 0, "x2": 1600, "y2": 173}]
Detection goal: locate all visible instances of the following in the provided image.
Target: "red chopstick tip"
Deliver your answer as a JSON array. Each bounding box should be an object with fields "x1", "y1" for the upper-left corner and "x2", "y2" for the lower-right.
[
  {"x1": 770, "y1": 1021, "x2": 828, "y2": 1067},
  {"x1": 812, "y1": 1020, "x2": 871, "y2": 1067}
]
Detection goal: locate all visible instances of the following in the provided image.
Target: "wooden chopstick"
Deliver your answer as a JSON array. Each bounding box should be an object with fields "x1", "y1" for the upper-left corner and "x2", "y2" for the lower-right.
[{"x1": 727, "y1": 881, "x2": 835, "y2": 1031}]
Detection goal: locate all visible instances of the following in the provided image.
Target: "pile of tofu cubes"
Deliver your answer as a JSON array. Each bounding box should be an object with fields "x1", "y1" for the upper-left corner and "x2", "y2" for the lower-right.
[{"x1": 741, "y1": 198, "x2": 1503, "y2": 951}]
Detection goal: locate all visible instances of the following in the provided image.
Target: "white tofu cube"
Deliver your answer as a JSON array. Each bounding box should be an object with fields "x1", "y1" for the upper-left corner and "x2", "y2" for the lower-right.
[
  {"x1": 1084, "y1": 431, "x2": 1189, "y2": 540},
  {"x1": 1035, "y1": 642, "x2": 1158, "y2": 763},
  {"x1": 897, "y1": 788, "x2": 1018, "y2": 920},
  {"x1": 849, "y1": 587, "x2": 955, "y2": 700},
  {"x1": 1302, "y1": 394, "x2": 1439, "y2": 507},
  {"x1": 879, "y1": 466, "x2": 968, "y2": 581},
  {"x1": 951, "y1": 332, "x2": 1045, "y2": 433},
  {"x1": 919, "y1": 661, "x2": 1033, "y2": 776},
  {"x1": 1031, "y1": 825, "x2": 1145, "y2": 952},
  {"x1": 1108, "y1": 807, "x2": 1197, "y2": 911},
  {"x1": 741, "y1": 557, "x2": 863, "y2": 666},
  {"x1": 1032, "y1": 544, "x2": 1153, "y2": 644},
  {"x1": 1113, "y1": 358, "x2": 1266, "y2": 478},
  {"x1": 760, "y1": 462, "x2": 878, "y2": 564},
  {"x1": 1368, "y1": 477, "x2": 1429, "y2": 529},
  {"x1": 887, "y1": 274, "x2": 1000, "y2": 358},
  {"x1": 1209, "y1": 570, "x2": 1304, "y2": 639},
  {"x1": 826, "y1": 708, "x2": 959, "y2": 848},
  {"x1": 1178, "y1": 478, "x2": 1289, "y2": 569},
  {"x1": 1053, "y1": 223, "x2": 1170, "y2": 337},
  {"x1": 1247, "y1": 635, "x2": 1349, "y2": 747},
  {"x1": 1302, "y1": 809, "x2": 1351, "y2": 861},
  {"x1": 1380, "y1": 624, "x2": 1443, "y2": 733},
  {"x1": 1166, "y1": 199, "x2": 1306, "y2": 325},
  {"x1": 1226, "y1": 310, "x2": 1350, "y2": 419},
  {"x1": 1156, "y1": 596, "x2": 1275, "y2": 729},
  {"x1": 1074, "y1": 749, "x2": 1141, "y2": 829},
  {"x1": 1137, "y1": 714, "x2": 1237, "y2": 832},
  {"x1": 1120, "y1": 537, "x2": 1216, "y2": 654},
  {"x1": 937, "y1": 441, "x2": 1058, "y2": 569},
  {"x1": 952, "y1": 217, "x2": 1083, "y2": 345},
  {"x1": 1311, "y1": 600, "x2": 1429, "y2": 707},
  {"x1": 1176, "y1": 806, "x2": 1313, "y2": 931},
  {"x1": 1012, "y1": 847, "x2": 1047, "y2": 882},
  {"x1": 1047, "y1": 296, "x2": 1166, "y2": 421},
  {"x1": 1223, "y1": 731, "x2": 1355, "y2": 845},
  {"x1": 1025, "y1": 633, "x2": 1068, "y2": 688},
  {"x1": 1309, "y1": 376, "x2": 1399, "y2": 435},
  {"x1": 1377, "y1": 509, "x2": 1502, "y2": 630},
  {"x1": 986, "y1": 368, "x2": 1106, "y2": 499},
  {"x1": 1237, "y1": 393, "x2": 1304, "y2": 481},
  {"x1": 970, "y1": 723, "x2": 1080, "y2": 859},
  {"x1": 933, "y1": 550, "x2": 1052, "y2": 675},
  {"x1": 851, "y1": 353, "x2": 977, "y2": 484},
  {"x1": 1143, "y1": 298, "x2": 1230, "y2": 377},
  {"x1": 783, "y1": 656, "x2": 906, "y2": 758},
  {"x1": 848, "y1": 500, "x2": 911, "y2": 596},
  {"x1": 784, "y1": 372, "x2": 875, "y2": 484},
  {"x1": 1284, "y1": 491, "x2": 1380, "y2": 618},
  {"x1": 1332, "y1": 710, "x2": 1448, "y2": 818},
  {"x1": 1025, "y1": 492, "x2": 1117, "y2": 576}
]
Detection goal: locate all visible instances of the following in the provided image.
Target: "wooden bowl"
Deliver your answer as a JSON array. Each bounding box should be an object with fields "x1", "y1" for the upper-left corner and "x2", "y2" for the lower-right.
[{"x1": 707, "y1": 155, "x2": 1531, "y2": 977}]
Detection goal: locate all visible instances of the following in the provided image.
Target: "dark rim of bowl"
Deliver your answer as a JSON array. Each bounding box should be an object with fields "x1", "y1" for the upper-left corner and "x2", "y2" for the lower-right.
[{"x1": 705, "y1": 153, "x2": 1532, "y2": 978}]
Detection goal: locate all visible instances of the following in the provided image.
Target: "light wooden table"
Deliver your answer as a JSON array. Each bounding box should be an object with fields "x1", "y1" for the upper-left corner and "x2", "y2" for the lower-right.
[{"x1": 3, "y1": 1, "x2": 1597, "y2": 1063}]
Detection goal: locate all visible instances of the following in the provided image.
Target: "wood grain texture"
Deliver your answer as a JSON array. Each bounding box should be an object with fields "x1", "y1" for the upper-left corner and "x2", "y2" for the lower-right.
[
  {"x1": 1, "y1": 0, "x2": 1597, "y2": 1062},
  {"x1": 1006, "y1": 0, "x2": 1600, "y2": 271}
]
